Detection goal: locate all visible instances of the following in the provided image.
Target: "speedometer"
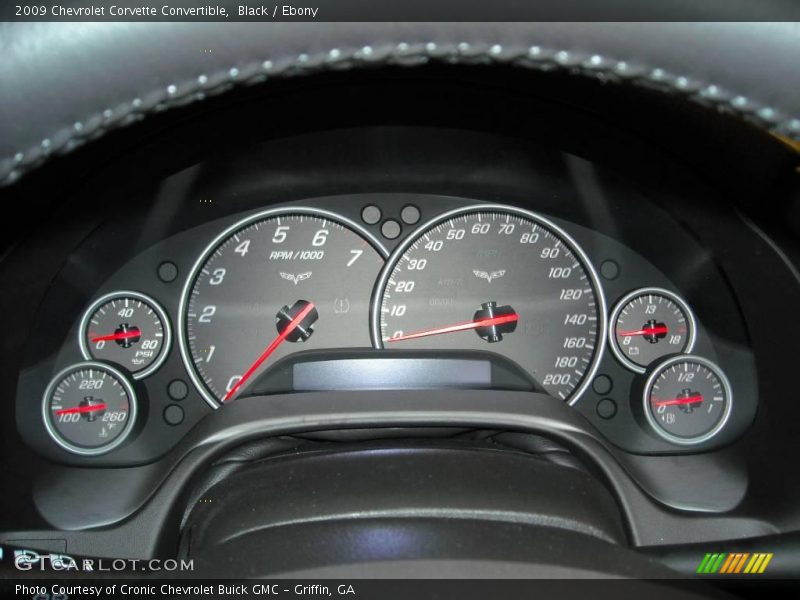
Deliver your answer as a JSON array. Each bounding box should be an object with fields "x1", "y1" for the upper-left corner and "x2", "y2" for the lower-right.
[
  {"x1": 180, "y1": 208, "x2": 386, "y2": 406},
  {"x1": 372, "y1": 205, "x2": 606, "y2": 403}
]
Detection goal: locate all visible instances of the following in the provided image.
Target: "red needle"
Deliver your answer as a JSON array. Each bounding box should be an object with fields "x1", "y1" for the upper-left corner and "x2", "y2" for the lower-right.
[
  {"x1": 223, "y1": 301, "x2": 316, "y2": 402},
  {"x1": 387, "y1": 312, "x2": 519, "y2": 343},
  {"x1": 55, "y1": 403, "x2": 107, "y2": 415},
  {"x1": 90, "y1": 330, "x2": 140, "y2": 342},
  {"x1": 618, "y1": 325, "x2": 669, "y2": 337},
  {"x1": 654, "y1": 394, "x2": 704, "y2": 407}
]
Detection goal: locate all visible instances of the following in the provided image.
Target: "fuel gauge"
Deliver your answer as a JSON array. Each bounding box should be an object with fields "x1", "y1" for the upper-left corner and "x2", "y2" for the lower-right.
[
  {"x1": 643, "y1": 355, "x2": 732, "y2": 445},
  {"x1": 609, "y1": 288, "x2": 696, "y2": 373}
]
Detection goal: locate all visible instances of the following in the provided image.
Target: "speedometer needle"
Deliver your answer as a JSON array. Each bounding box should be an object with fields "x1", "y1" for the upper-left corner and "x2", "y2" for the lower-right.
[
  {"x1": 654, "y1": 394, "x2": 704, "y2": 407},
  {"x1": 55, "y1": 403, "x2": 107, "y2": 415},
  {"x1": 387, "y1": 312, "x2": 519, "y2": 343},
  {"x1": 223, "y1": 300, "x2": 317, "y2": 402}
]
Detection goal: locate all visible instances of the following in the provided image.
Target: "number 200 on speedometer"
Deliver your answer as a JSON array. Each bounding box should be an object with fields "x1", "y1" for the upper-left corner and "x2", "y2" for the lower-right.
[{"x1": 372, "y1": 205, "x2": 607, "y2": 403}]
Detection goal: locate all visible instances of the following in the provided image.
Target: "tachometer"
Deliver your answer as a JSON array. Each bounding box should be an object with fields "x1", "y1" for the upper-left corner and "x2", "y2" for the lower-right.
[
  {"x1": 180, "y1": 208, "x2": 386, "y2": 406},
  {"x1": 372, "y1": 205, "x2": 606, "y2": 403}
]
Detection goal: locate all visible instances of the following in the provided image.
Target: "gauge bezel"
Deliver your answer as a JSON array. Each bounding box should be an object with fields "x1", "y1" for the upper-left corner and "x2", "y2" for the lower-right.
[
  {"x1": 370, "y1": 203, "x2": 608, "y2": 406},
  {"x1": 42, "y1": 361, "x2": 138, "y2": 456},
  {"x1": 179, "y1": 206, "x2": 390, "y2": 408},
  {"x1": 78, "y1": 290, "x2": 173, "y2": 380},
  {"x1": 608, "y1": 287, "x2": 697, "y2": 374},
  {"x1": 642, "y1": 354, "x2": 733, "y2": 446}
]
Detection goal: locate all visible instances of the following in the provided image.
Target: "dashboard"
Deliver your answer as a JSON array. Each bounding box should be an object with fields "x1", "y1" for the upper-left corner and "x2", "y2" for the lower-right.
[{"x1": 19, "y1": 185, "x2": 758, "y2": 464}]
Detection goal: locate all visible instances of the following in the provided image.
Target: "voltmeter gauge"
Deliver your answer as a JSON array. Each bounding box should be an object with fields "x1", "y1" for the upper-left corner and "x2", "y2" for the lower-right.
[
  {"x1": 42, "y1": 362, "x2": 137, "y2": 455},
  {"x1": 79, "y1": 291, "x2": 171, "y2": 379},
  {"x1": 609, "y1": 288, "x2": 696, "y2": 373},
  {"x1": 643, "y1": 355, "x2": 732, "y2": 445}
]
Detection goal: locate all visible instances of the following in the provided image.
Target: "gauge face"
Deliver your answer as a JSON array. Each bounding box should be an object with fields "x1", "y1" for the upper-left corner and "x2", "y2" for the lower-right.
[
  {"x1": 372, "y1": 205, "x2": 606, "y2": 403},
  {"x1": 181, "y1": 208, "x2": 386, "y2": 406},
  {"x1": 643, "y1": 355, "x2": 732, "y2": 445},
  {"x1": 42, "y1": 362, "x2": 137, "y2": 455},
  {"x1": 610, "y1": 288, "x2": 695, "y2": 373},
  {"x1": 79, "y1": 291, "x2": 171, "y2": 378}
]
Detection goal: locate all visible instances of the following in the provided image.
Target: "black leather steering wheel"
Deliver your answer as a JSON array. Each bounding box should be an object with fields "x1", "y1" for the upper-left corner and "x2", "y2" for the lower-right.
[{"x1": 1, "y1": 20, "x2": 799, "y2": 186}]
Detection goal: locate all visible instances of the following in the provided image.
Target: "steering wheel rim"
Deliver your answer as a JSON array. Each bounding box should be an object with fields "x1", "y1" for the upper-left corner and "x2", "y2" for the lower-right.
[{"x1": 1, "y1": 21, "x2": 799, "y2": 186}]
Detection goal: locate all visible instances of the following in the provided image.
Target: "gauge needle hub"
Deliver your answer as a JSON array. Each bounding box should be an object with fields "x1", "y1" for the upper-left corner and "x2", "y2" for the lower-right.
[
  {"x1": 223, "y1": 300, "x2": 317, "y2": 402},
  {"x1": 387, "y1": 304, "x2": 518, "y2": 343}
]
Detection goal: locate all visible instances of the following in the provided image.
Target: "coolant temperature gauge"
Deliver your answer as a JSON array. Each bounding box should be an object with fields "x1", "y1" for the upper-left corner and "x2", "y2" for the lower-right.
[
  {"x1": 42, "y1": 361, "x2": 137, "y2": 455},
  {"x1": 643, "y1": 355, "x2": 732, "y2": 445}
]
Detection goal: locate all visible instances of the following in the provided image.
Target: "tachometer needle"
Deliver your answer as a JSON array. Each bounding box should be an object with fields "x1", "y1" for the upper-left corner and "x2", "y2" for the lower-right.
[
  {"x1": 55, "y1": 403, "x2": 107, "y2": 415},
  {"x1": 223, "y1": 301, "x2": 317, "y2": 402},
  {"x1": 654, "y1": 394, "x2": 704, "y2": 407},
  {"x1": 90, "y1": 330, "x2": 141, "y2": 343},
  {"x1": 387, "y1": 312, "x2": 519, "y2": 343},
  {"x1": 618, "y1": 325, "x2": 669, "y2": 337}
]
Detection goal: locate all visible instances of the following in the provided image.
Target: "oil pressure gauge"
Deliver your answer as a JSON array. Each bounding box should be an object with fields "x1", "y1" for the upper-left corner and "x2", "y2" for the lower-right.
[
  {"x1": 609, "y1": 288, "x2": 696, "y2": 373},
  {"x1": 643, "y1": 355, "x2": 732, "y2": 445},
  {"x1": 42, "y1": 361, "x2": 137, "y2": 455},
  {"x1": 79, "y1": 291, "x2": 171, "y2": 379}
]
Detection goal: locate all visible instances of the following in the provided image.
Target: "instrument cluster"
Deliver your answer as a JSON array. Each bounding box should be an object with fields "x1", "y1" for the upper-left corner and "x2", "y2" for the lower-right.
[{"x1": 16, "y1": 191, "x2": 758, "y2": 464}]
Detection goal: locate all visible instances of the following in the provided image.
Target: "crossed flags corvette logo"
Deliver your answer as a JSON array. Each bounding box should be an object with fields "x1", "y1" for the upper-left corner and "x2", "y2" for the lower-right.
[
  {"x1": 280, "y1": 271, "x2": 312, "y2": 285},
  {"x1": 473, "y1": 269, "x2": 506, "y2": 283}
]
